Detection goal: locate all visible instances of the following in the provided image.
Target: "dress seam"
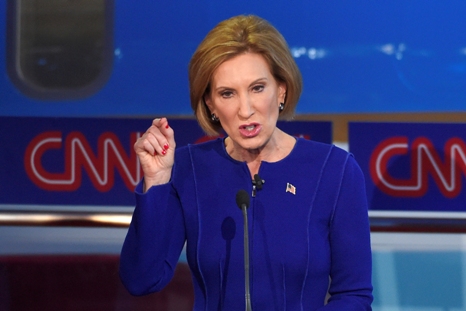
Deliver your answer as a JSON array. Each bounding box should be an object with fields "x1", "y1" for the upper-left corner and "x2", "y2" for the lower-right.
[
  {"x1": 299, "y1": 144, "x2": 334, "y2": 310},
  {"x1": 188, "y1": 144, "x2": 208, "y2": 310}
]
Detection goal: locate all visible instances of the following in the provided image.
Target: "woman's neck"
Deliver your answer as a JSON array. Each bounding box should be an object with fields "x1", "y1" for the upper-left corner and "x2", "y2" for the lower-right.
[{"x1": 225, "y1": 129, "x2": 296, "y2": 177}]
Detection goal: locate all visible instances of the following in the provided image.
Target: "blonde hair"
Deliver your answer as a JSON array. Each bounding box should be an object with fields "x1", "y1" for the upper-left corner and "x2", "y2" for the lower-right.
[{"x1": 188, "y1": 15, "x2": 303, "y2": 135}]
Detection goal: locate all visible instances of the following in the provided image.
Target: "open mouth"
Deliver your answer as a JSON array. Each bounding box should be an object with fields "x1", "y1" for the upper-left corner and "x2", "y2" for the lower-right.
[
  {"x1": 243, "y1": 125, "x2": 256, "y2": 131},
  {"x1": 239, "y1": 123, "x2": 261, "y2": 137}
]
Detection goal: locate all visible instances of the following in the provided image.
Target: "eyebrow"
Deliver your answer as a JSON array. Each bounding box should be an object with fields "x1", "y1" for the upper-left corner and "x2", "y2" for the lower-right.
[{"x1": 213, "y1": 77, "x2": 269, "y2": 92}]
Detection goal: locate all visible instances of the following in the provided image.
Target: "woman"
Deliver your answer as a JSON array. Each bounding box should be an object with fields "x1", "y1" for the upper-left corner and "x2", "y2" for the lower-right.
[{"x1": 120, "y1": 15, "x2": 373, "y2": 310}]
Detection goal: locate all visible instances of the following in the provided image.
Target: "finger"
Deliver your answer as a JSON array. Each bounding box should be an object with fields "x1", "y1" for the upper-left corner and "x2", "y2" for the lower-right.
[
  {"x1": 149, "y1": 118, "x2": 175, "y2": 150},
  {"x1": 134, "y1": 123, "x2": 164, "y2": 156},
  {"x1": 157, "y1": 118, "x2": 176, "y2": 150},
  {"x1": 151, "y1": 117, "x2": 167, "y2": 129},
  {"x1": 140, "y1": 140, "x2": 155, "y2": 156},
  {"x1": 145, "y1": 130, "x2": 168, "y2": 155},
  {"x1": 134, "y1": 134, "x2": 156, "y2": 156}
]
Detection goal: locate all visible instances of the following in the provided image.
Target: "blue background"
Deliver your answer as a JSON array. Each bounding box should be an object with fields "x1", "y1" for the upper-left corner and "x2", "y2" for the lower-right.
[{"x1": 1, "y1": 0, "x2": 466, "y2": 117}]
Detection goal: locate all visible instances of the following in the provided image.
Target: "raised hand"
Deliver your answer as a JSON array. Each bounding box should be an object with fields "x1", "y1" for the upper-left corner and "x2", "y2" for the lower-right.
[{"x1": 134, "y1": 118, "x2": 176, "y2": 191}]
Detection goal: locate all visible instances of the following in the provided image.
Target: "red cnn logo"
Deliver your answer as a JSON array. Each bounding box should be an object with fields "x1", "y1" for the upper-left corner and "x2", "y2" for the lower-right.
[
  {"x1": 369, "y1": 136, "x2": 466, "y2": 198},
  {"x1": 24, "y1": 131, "x2": 141, "y2": 192}
]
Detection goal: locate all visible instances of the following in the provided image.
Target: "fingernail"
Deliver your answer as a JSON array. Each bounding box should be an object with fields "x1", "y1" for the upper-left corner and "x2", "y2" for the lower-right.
[
  {"x1": 165, "y1": 123, "x2": 169, "y2": 129},
  {"x1": 163, "y1": 143, "x2": 169, "y2": 150},
  {"x1": 162, "y1": 150, "x2": 167, "y2": 155}
]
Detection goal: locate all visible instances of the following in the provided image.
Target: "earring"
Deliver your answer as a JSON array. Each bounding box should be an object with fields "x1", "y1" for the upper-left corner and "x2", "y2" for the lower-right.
[
  {"x1": 279, "y1": 103, "x2": 285, "y2": 112},
  {"x1": 211, "y1": 113, "x2": 219, "y2": 122}
]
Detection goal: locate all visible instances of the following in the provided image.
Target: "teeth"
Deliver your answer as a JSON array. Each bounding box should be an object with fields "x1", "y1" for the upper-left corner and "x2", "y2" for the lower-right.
[{"x1": 245, "y1": 125, "x2": 255, "y2": 131}]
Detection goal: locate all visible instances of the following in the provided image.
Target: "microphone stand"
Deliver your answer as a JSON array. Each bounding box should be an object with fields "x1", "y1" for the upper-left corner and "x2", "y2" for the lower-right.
[{"x1": 241, "y1": 204, "x2": 252, "y2": 311}]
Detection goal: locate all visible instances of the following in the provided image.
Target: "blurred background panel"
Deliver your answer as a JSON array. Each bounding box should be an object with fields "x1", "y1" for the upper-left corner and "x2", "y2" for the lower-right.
[{"x1": 2, "y1": 0, "x2": 466, "y2": 117}]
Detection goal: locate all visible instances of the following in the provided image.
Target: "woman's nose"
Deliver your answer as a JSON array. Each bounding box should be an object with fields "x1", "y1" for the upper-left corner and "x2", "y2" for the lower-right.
[{"x1": 238, "y1": 95, "x2": 254, "y2": 119}]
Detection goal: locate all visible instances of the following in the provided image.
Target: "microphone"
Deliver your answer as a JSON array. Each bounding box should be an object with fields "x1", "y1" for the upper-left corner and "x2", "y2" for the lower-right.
[
  {"x1": 236, "y1": 189, "x2": 252, "y2": 311},
  {"x1": 252, "y1": 174, "x2": 265, "y2": 197},
  {"x1": 253, "y1": 174, "x2": 265, "y2": 190}
]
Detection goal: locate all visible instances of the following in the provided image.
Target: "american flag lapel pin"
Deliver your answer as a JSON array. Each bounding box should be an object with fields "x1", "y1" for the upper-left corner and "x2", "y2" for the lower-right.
[{"x1": 286, "y1": 183, "x2": 296, "y2": 195}]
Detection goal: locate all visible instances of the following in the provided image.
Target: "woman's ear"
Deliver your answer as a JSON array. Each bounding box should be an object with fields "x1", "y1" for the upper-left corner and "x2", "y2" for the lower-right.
[
  {"x1": 278, "y1": 83, "x2": 287, "y2": 103},
  {"x1": 204, "y1": 94, "x2": 214, "y2": 114}
]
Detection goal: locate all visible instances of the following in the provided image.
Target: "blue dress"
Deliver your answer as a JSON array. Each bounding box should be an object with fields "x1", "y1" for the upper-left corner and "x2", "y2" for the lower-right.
[{"x1": 120, "y1": 138, "x2": 373, "y2": 310}]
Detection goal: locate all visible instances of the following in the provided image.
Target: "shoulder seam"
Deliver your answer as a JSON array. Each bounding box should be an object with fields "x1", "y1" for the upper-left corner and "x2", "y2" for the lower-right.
[{"x1": 329, "y1": 151, "x2": 351, "y2": 224}]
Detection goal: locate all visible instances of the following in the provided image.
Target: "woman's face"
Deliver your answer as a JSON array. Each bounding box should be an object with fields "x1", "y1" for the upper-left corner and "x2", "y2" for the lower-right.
[{"x1": 205, "y1": 53, "x2": 286, "y2": 153}]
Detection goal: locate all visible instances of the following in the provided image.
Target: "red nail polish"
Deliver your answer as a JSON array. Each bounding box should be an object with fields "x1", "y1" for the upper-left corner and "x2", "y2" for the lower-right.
[
  {"x1": 162, "y1": 150, "x2": 167, "y2": 155},
  {"x1": 165, "y1": 123, "x2": 169, "y2": 129},
  {"x1": 164, "y1": 144, "x2": 169, "y2": 150}
]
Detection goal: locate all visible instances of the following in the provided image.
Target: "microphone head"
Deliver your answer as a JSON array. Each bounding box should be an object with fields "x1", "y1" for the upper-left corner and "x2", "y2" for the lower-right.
[{"x1": 236, "y1": 189, "x2": 250, "y2": 210}]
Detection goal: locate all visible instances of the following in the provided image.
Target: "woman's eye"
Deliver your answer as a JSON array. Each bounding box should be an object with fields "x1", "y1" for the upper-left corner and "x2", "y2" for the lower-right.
[
  {"x1": 221, "y1": 91, "x2": 233, "y2": 98},
  {"x1": 252, "y1": 85, "x2": 264, "y2": 92}
]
